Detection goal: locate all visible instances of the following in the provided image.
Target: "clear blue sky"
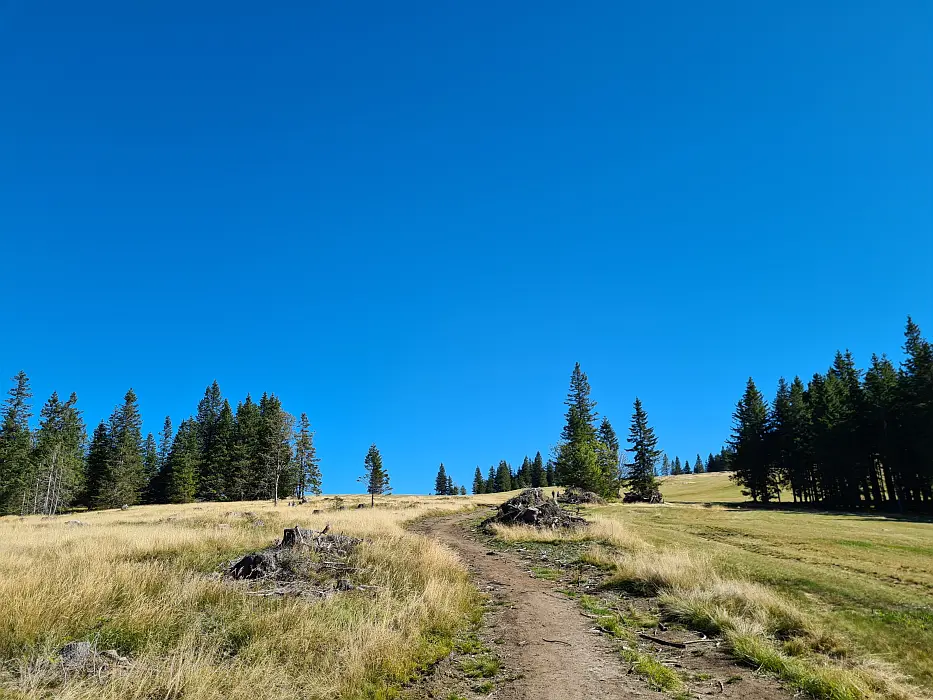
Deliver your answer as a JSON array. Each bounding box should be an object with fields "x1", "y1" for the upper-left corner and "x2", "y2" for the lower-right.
[{"x1": 1, "y1": 1, "x2": 930, "y2": 494}]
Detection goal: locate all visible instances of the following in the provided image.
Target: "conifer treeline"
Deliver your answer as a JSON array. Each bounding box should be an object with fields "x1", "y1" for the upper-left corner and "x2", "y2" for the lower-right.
[
  {"x1": 0, "y1": 377, "x2": 321, "y2": 515},
  {"x1": 469, "y1": 453, "x2": 553, "y2": 494},
  {"x1": 729, "y1": 317, "x2": 933, "y2": 512}
]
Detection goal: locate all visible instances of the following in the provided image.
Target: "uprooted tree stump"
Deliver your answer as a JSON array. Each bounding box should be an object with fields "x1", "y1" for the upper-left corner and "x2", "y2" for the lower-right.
[
  {"x1": 227, "y1": 525, "x2": 365, "y2": 598},
  {"x1": 557, "y1": 487, "x2": 606, "y2": 505},
  {"x1": 622, "y1": 489, "x2": 663, "y2": 504},
  {"x1": 484, "y1": 488, "x2": 588, "y2": 529}
]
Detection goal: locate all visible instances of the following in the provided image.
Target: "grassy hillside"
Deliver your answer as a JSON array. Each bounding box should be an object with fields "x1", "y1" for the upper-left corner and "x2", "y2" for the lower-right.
[
  {"x1": 0, "y1": 496, "x2": 476, "y2": 700},
  {"x1": 659, "y1": 470, "x2": 749, "y2": 502}
]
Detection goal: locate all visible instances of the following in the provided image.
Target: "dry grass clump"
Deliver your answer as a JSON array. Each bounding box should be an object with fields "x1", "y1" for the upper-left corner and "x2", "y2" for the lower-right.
[{"x1": 0, "y1": 498, "x2": 476, "y2": 699}]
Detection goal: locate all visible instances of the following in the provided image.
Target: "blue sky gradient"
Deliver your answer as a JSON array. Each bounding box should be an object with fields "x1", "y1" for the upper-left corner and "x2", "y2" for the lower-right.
[{"x1": 1, "y1": 1, "x2": 930, "y2": 493}]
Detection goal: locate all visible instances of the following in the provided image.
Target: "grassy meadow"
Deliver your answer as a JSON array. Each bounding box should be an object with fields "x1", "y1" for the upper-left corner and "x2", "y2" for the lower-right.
[
  {"x1": 0, "y1": 495, "x2": 477, "y2": 700},
  {"x1": 494, "y1": 474, "x2": 933, "y2": 699}
]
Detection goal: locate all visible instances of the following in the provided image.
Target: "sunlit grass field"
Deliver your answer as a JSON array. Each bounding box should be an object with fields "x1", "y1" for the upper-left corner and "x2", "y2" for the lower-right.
[
  {"x1": 597, "y1": 500, "x2": 933, "y2": 692},
  {"x1": 0, "y1": 495, "x2": 477, "y2": 700}
]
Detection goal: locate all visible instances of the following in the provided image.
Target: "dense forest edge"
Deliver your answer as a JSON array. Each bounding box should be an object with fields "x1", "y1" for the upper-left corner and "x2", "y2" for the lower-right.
[{"x1": 1, "y1": 315, "x2": 930, "y2": 515}]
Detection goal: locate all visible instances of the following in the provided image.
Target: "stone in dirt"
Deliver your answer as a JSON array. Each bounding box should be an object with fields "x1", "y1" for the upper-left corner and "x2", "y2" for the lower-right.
[{"x1": 484, "y1": 488, "x2": 588, "y2": 529}]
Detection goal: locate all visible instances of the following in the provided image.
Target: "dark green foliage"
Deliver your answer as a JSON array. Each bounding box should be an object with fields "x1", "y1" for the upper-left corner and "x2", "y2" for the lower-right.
[
  {"x1": 555, "y1": 363, "x2": 619, "y2": 497},
  {"x1": 730, "y1": 378, "x2": 777, "y2": 503},
  {"x1": 93, "y1": 389, "x2": 146, "y2": 509},
  {"x1": 361, "y1": 443, "x2": 390, "y2": 506},
  {"x1": 435, "y1": 463, "x2": 448, "y2": 495},
  {"x1": 473, "y1": 466, "x2": 485, "y2": 494},
  {"x1": 294, "y1": 413, "x2": 321, "y2": 497},
  {"x1": 724, "y1": 317, "x2": 933, "y2": 511},
  {"x1": 485, "y1": 465, "x2": 495, "y2": 493},
  {"x1": 545, "y1": 459, "x2": 556, "y2": 487},
  {"x1": 661, "y1": 454, "x2": 671, "y2": 477},
  {"x1": 195, "y1": 381, "x2": 225, "y2": 501},
  {"x1": 0, "y1": 371, "x2": 34, "y2": 514},
  {"x1": 84, "y1": 421, "x2": 111, "y2": 509},
  {"x1": 459, "y1": 485, "x2": 467, "y2": 496},
  {"x1": 165, "y1": 419, "x2": 199, "y2": 503},
  {"x1": 671, "y1": 456, "x2": 682, "y2": 476},
  {"x1": 530, "y1": 451, "x2": 545, "y2": 487},
  {"x1": 230, "y1": 395, "x2": 261, "y2": 500},
  {"x1": 681, "y1": 456, "x2": 691, "y2": 475},
  {"x1": 29, "y1": 391, "x2": 86, "y2": 514},
  {"x1": 258, "y1": 393, "x2": 295, "y2": 503},
  {"x1": 694, "y1": 454, "x2": 704, "y2": 474},
  {"x1": 494, "y1": 460, "x2": 512, "y2": 492},
  {"x1": 625, "y1": 397, "x2": 661, "y2": 498},
  {"x1": 142, "y1": 433, "x2": 158, "y2": 503}
]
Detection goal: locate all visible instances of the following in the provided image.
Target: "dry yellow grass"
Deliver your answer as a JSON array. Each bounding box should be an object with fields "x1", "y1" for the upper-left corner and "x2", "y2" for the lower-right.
[{"x1": 0, "y1": 496, "x2": 477, "y2": 700}]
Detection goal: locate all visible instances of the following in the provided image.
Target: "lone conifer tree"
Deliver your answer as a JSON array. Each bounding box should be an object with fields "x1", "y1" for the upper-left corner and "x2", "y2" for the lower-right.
[
  {"x1": 626, "y1": 398, "x2": 660, "y2": 499},
  {"x1": 694, "y1": 454, "x2": 704, "y2": 474},
  {"x1": 434, "y1": 463, "x2": 448, "y2": 495},
  {"x1": 361, "y1": 443, "x2": 389, "y2": 507}
]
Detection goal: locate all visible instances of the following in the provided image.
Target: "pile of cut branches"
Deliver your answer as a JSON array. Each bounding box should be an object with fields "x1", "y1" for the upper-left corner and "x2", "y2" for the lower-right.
[
  {"x1": 484, "y1": 489, "x2": 587, "y2": 530},
  {"x1": 557, "y1": 487, "x2": 606, "y2": 505}
]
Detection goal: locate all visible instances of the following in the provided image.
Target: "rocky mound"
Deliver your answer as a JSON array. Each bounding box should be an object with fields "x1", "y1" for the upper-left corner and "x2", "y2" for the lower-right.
[{"x1": 484, "y1": 488, "x2": 587, "y2": 529}]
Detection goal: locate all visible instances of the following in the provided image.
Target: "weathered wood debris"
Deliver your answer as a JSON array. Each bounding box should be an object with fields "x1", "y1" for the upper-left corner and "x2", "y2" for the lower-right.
[
  {"x1": 226, "y1": 525, "x2": 365, "y2": 596},
  {"x1": 622, "y1": 489, "x2": 663, "y2": 504},
  {"x1": 484, "y1": 488, "x2": 588, "y2": 529},
  {"x1": 557, "y1": 487, "x2": 606, "y2": 505}
]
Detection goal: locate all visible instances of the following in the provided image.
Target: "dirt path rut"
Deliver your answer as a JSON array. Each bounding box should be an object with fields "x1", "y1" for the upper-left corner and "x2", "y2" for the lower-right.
[{"x1": 411, "y1": 511, "x2": 648, "y2": 700}]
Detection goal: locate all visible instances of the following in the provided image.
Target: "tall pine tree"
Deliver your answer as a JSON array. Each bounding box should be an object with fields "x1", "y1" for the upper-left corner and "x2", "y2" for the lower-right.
[
  {"x1": 361, "y1": 443, "x2": 389, "y2": 506},
  {"x1": 625, "y1": 398, "x2": 660, "y2": 499}
]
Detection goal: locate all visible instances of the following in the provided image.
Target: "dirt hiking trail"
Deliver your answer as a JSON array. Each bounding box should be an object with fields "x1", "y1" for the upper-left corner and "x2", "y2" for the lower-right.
[
  {"x1": 411, "y1": 511, "x2": 648, "y2": 699},
  {"x1": 410, "y1": 509, "x2": 790, "y2": 700}
]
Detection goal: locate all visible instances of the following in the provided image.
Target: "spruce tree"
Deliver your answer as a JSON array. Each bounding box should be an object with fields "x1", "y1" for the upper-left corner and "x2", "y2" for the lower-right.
[
  {"x1": 142, "y1": 433, "x2": 158, "y2": 503},
  {"x1": 729, "y1": 378, "x2": 775, "y2": 503},
  {"x1": 597, "y1": 418, "x2": 621, "y2": 496},
  {"x1": 530, "y1": 451, "x2": 545, "y2": 488},
  {"x1": 661, "y1": 454, "x2": 671, "y2": 477},
  {"x1": 556, "y1": 363, "x2": 603, "y2": 492},
  {"x1": 446, "y1": 475, "x2": 455, "y2": 496},
  {"x1": 459, "y1": 485, "x2": 467, "y2": 496},
  {"x1": 195, "y1": 381, "x2": 224, "y2": 501},
  {"x1": 625, "y1": 398, "x2": 660, "y2": 498},
  {"x1": 672, "y1": 456, "x2": 682, "y2": 475},
  {"x1": 0, "y1": 371, "x2": 34, "y2": 514},
  {"x1": 517, "y1": 456, "x2": 532, "y2": 488},
  {"x1": 694, "y1": 454, "x2": 704, "y2": 474},
  {"x1": 84, "y1": 421, "x2": 111, "y2": 509},
  {"x1": 165, "y1": 419, "x2": 199, "y2": 503},
  {"x1": 293, "y1": 413, "x2": 322, "y2": 497},
  {"x1": 230, "y1": 396, "x2": 261, "y2": 500},
  {"x1": 31, "y1": 391, "x2": 85, "y2": 515},
  {"x1": 472, "y1": 466, "x2": 485, "y2": 494},
  {"x1": 258, "y1": 393, "x2": 295, "y2": 505},
  {"x1": 434, "y1": 463, "x2": 448, "y2": 495},
  {"x1": 486, "y1": 465, "x2": 496, "y2": 493},
  {"x1": 97, "y1": 389, "x2": 145, "y2": 508},
  {"x1": 545, "y1": 460, "x2": 556, "y2": 487},
  {"x1": 706, "y1": 453, "x2": 715, "y2": 473},
  {"x1": 361, "y1": 443, "x2": 390, "y2": 506},
  {"x1": 213, "y1": 400, "x2": 236, "y2": 498},
  {"x1": 863, "y1": 355, "x2": 899, "y2": 508},
  {"x1": 494, "y1": 460, "x2": 512, "y2": 492}
]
